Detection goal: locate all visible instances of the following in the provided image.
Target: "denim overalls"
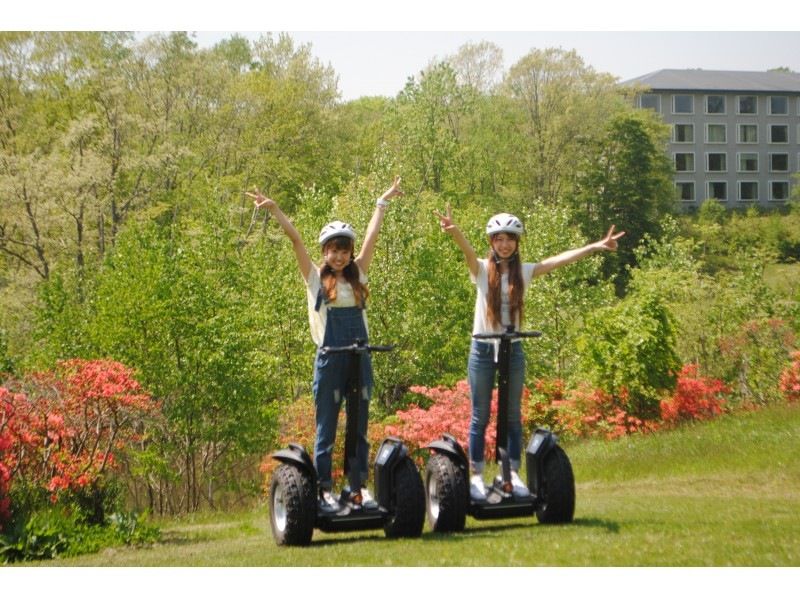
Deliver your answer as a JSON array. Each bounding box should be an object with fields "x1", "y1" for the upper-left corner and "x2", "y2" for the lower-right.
[
  {"x1": 467, "y1": 338, "x2": 525, "y2": 473},
  {"x1": 311, "y1": 290, "x2": 373, "y2": 491}
]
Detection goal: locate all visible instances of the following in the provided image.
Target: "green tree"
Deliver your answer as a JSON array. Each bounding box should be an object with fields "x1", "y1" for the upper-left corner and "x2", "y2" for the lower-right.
[
  {"x1": 393, "y1": 62, "x2": 471, "y2": 193},
  {"x1": 501, "y1": 48, "x2": 622, "y2": 204},
  {"x1": 446, "y1": 40, "x2": 503, "y2": 94},
  {"x1": 575, "y1": 110, "x2": 676, "y2": 294},
  {"x1": 84, "y1": 212, "x2": 279, "y2": 513}
]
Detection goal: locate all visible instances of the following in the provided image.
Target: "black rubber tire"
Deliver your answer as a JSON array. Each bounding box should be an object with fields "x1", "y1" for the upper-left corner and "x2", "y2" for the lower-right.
[
  {"x1": 425, "y1": 453, "x2": 467, "y2": 533},
  {"x1": 383, "y1": 456, "x2": 426, "y2": 538},
  {"x1": 535, "y1": 444, "x2": 576, "y2": 524},
  {"x1": 269, "y1": 463, "x2": 316, "y2": 546}
]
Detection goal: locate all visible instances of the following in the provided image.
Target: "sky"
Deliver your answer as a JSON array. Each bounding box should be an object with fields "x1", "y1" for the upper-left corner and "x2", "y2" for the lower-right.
[{"x1": 191, "y1": 31, "x2": 800, "y2": 101}]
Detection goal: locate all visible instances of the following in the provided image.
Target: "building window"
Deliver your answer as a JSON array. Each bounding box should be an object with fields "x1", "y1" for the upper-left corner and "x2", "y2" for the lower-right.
[
  {"x1": 639, "y1": 94, "x2": 661, "y2": 112},
  {"x1": 674, "y1": 124, "x2": 694, "y2": 143},
  {"x1": 739, "y1": 181, "x2": 759, "y2": 201},
  {"x1": 770, "y1": 181, "x2": 790, "y2": 201},
  {"x1": 770, "y1": 124, "x2": 789, "y2": 143},
  {"x1": 770, "y1": 153, "x2": 789, "y2": 172},
  {"x1": 706, "y1": 153, "x2": 727, "y2": 172},
  {"x1": 676, "y1": 182, "x2": 695, "y2": 201},
  {"x1": 706, "y1": 95, "x2": 726, "y2": 114},
  {"x1": 738, "y1": 152, "x2": 759, "y2": 172},
  {"x1": 708, "y1": 181, "x2": 727, "y2": 201},
  {"x1": 738, "y1": 95, "x2": 757, "y2": 114},
  {"x1": 673, "y1": 95, "x2": 694, "y2": 114},
  {"x1": 738, "y1": 124, "x2": 758, "y2": 144},
  {"x1": 675, "y1": 153, "x2": 695, "y2": 172},
  {"x1": 706, "y1": 123, "x2": 726, "y2": 143},
  {"x1": 769, "y1": 96, "x2": 788, "y2": 115}
]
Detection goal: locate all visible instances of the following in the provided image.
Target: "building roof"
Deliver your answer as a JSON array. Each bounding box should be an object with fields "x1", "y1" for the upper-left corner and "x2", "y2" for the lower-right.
[{"x1": 621, "y1": 69, "x2": 800, "y2": 93}]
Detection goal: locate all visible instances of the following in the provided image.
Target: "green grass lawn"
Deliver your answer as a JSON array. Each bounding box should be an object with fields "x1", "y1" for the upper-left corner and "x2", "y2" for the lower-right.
[{"x1": 29, "y1": 403, "x2": 800, "y2": 566}]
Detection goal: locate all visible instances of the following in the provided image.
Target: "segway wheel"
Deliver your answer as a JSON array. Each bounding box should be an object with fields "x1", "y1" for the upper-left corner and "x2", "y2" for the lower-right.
[
  {"x1": 425, "y1": 453, "x2": 467, "y2": 532},
  {"x1": 535, "y1": 444, "x2": 575, "y2": 524},
  {"x1": 269, "y1": 463, "x2": 315, "y2": 546},
  {"x1": 383, "y1": 456, "x2": 426, "y2": 538}
]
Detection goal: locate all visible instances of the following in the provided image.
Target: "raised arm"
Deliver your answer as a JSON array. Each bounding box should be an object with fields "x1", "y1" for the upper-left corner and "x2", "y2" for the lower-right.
[
  {"x1": 434, "y1": 203, "x2": 479, "y2": 279},
  {"x1": 246, "y1": 189, "x2": 314, "y2": 280},
  {"x1": 534, "y1": 225, "x2": 625, "y2": 277},
  {"x1": 355, "y1": 175, "x2": 403, "y2": 274}
]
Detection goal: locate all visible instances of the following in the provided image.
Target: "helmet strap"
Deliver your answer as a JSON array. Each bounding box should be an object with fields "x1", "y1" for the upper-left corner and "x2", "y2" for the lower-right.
[{"x1": 491, "y1": 249, "x2": 519, "y2": 265}]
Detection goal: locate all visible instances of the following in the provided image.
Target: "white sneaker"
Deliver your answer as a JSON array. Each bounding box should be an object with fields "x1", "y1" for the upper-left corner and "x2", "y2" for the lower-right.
[
  {"x1": 510, "y1": 470, "x2": 530, "y2": 497},
  {"x1": 319, "y1": 490, "x2": 340, "y2": 511},
  {"x1": 360, "y1": 487, "x2": 378, "y2": 509},
  {"x1": 470, "y1": 474, "x2": 487, "y2": 501}
]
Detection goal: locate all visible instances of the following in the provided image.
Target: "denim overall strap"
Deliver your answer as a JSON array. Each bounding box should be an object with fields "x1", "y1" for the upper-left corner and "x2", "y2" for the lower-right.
[{"x1": 314, "y1": 286, "x2": 327, "y2": 312}]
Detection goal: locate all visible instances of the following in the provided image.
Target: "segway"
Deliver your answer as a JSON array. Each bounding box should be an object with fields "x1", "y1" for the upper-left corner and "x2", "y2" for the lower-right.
[
  {"x1": 425, "y1": 326, "x2": 575, "y2": 532},
  {"x1": 269, "y1": 339, "x2": 426, "y2": 546}
]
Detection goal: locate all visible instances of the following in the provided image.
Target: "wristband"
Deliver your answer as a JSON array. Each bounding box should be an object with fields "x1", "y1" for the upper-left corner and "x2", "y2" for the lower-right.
[{"x1": 376, "y1": 198, "x2": 390, "y2": 208}]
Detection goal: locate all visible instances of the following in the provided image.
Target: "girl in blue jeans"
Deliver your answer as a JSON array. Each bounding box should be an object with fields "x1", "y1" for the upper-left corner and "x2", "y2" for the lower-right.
[
  {"x1": 248, "y1": 177, "x2": 403, "y2": 510},
  {"x1": 435, "y1": 206, "x2": 624, "y2": 500}
]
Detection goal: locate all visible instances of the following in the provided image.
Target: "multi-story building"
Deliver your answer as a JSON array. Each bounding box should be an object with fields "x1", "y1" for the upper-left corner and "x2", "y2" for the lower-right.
[{"x1": 623, "y1": 69, "x2": 800, "y2": 208}]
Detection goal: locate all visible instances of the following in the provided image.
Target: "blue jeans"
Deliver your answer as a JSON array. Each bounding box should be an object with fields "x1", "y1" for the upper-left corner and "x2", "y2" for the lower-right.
[
  {"x1": 312, "y1": 307, "x2": 373, "y2": 490},
  {"x1": 467, "y1": 339, "x2": 525, "y2": 472}
]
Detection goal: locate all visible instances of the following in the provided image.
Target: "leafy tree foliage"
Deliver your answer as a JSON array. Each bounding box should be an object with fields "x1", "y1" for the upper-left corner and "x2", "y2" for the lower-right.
[
  {"x1": 502, "y1": 48, "x2": 622, "y2": 204},
  {"x1": 575, "y1": 110, "x2": 676, "y2": 294}
]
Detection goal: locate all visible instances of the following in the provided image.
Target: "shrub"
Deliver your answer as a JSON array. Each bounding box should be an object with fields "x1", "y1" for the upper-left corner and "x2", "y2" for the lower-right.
[
  {"x1": 0, "y1": 359, "x2": 160, "y2": 549},
  {"x1": 384, "y1": 379, "x2": 533, "y2": 462},
  {"x1": 576, "y1": 291, "x2": 680, "y2": 419},
  {"x1": 779, "y1": 351, "x2": 800, "y2": 403},
  {"x1": 0, "y1": 502, "x2": 159, "y2": 563},
  {"x1": 527, "y1": 378, "x2": 566, "y2": 434},
  {"x1": 531, "y1": 381, "x2": 657, "y2": 441},
  {"x1": 718, "y1": 318, "x2": 796, "y2": 406},
  {"x1": 660, "y1": 364, "x2": 729, "y2": 424},
  {"x1": 0, "y1": 360, "x2": 158, "y2": 506},
  {"x1": 385, "y1": 380, "x2": 474, "y2": 457}
]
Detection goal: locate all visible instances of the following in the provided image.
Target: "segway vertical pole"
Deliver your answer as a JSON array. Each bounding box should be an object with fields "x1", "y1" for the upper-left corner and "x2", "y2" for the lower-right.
[
  {"x1": 343, "y1": 339, "x2": 365, "y2": 503},
  {"x1": 496, "y1": 326, "x2": 513, "y2": 492}
]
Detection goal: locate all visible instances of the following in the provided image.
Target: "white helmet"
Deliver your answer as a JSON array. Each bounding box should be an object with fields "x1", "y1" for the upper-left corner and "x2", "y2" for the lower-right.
[
  {"x1": 318, "y1": 221, "x2": 356, "y2": 246},
  {"x1": 486, "y1": 213, "x2": 524, "y2": 236}
]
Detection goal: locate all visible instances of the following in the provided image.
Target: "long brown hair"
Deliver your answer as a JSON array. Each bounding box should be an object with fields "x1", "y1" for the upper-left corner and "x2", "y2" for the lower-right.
[
  {"x1": 486, "y1": 239, "x2": 524, "y2": 329},
  {"x1": 320, "y1": 236, "x2": 369, "y2": 306}
]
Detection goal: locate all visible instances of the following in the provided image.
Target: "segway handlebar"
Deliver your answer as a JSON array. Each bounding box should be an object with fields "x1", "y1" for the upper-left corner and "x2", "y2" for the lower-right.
[
  {"x1": 320, "y1": 340, "x2": 395, "y2": 355},
  {"x1": 472, "y1": 326, "x2": 542, "y2": 341}
]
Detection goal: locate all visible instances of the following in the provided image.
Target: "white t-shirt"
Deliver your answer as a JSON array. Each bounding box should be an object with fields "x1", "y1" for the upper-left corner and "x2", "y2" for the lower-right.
[
  {"x1": 470, "y1": 258, "x2": 537, "y2": 340},
  {"x1": 305, "y1": 266, "x2": 369, "y2": 347}
]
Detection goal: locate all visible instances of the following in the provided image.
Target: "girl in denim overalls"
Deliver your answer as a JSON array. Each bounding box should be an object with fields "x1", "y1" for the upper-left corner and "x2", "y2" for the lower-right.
[
  {"x1": 434, "y1": 206, "x2": 624, "y2": 501},
  {"x1": 248, "y1": 177, "x2": 403, "y2": 509}
]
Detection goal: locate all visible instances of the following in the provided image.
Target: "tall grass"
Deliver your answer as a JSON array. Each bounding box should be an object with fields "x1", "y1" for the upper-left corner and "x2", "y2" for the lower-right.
[{"x1": 22, "y1": 403, "x2": 800, "y2": 566}]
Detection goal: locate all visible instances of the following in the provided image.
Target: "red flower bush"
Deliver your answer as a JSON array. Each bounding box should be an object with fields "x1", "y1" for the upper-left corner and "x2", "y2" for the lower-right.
[
  {"x1": 384, "y1": 380, "x2": 531, "y2": 461},
  {"x1": 528, "y1": 378, "x2": 657, "y2": 440},
  {"x1": 660, "y1": 364, "x2": 729, "y2": 424},
  {"x1": 779, "y1": 351, "x2": 800, "y2": 403},
  {"x1": 0, "y1": 359, "x2": 158, "y2": 528},
  {"x1": 0, "y1": 393, "x2": 14, "y2": 526}
]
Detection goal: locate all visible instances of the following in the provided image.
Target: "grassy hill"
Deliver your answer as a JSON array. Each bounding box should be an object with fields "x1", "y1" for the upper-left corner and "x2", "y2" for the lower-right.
[{"x1": 30, "y1": 403, "x2": 800, "y2": 566}]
